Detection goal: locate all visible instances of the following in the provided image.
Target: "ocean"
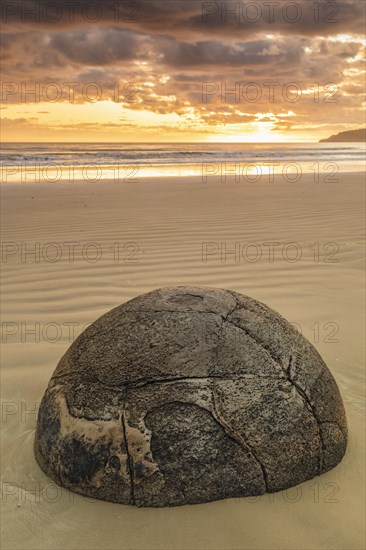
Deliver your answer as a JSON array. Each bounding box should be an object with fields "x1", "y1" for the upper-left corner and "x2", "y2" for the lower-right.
[{"x1": 1, "y1": 142, "x2": 365, "y2": 182}]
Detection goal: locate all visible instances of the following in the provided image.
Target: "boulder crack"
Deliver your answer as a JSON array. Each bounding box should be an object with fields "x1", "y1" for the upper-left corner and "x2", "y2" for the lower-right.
[
  {"x1": 286, "y1": 354, "x2": 324, "y2": 473},
  {"x1": 224, "y1": 317, "x2": 285, "y2": 377},
  {"x1": 211, "y1": 382, "x2": 268, "y2": 492},
  {"x1": 224, "y1": 314, "x2": 324, "y2": 475},
  {"x1": 122, "y1": 392, "x2": 136, "y2": 506},
  {"x1": 127, "y1": 374, "x2": 268, "y2": 389}
]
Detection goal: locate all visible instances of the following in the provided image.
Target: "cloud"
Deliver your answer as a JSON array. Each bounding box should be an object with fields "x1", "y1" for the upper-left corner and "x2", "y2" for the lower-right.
[
  {"x1": 1, "y1": 0, "x2": 365, "y2": 139},
  {"x1": 161, "y1": 37, "x2": 306, "y2": 68},
  {"x1": 49, "y1": 28, "x2": 140, "y2": 65},
  {"x1": 2, "y1": 0, "x2": 365, "y2": 37}
]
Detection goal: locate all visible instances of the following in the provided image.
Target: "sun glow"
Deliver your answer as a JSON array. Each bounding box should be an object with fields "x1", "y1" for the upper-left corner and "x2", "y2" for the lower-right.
[{"x1": 214, "y1": 120, "x2": 288, "y2": 143}]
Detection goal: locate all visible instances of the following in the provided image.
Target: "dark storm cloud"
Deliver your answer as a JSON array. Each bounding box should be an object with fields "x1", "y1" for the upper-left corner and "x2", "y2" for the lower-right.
[
  {"x1": 49, "y1": 28, "x2": 139, "y2": 65},
  {"x1": 2, "y1": 0, "x2": 365, "y2": 37},
  {"x1": 0, "y1": 32, "x2": 17, "y2": 49},
  {"x1": 185, "y1": 0, "x2": 366, "y2": 38},
  {"x1": 1, "y1": 0, "x2": 364, "y2": 82},
  {"x1": 162, "y1": 38, "x2": 305, "y2": 67}
]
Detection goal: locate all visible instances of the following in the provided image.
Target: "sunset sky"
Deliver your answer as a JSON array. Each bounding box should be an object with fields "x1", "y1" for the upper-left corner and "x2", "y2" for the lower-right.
[{"x1": 1, "y1": 0, "x2": 365, "y2": 142}]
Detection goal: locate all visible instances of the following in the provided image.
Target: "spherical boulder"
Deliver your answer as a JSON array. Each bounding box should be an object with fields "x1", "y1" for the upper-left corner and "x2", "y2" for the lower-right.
[{"x1": 34, "y1": 286, "x2": 347, "y2": 507}]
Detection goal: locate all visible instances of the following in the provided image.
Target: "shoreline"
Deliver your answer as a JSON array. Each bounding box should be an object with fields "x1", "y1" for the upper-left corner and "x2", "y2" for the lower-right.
[{"x1": 1, "y1": 169, "x2": 365, "y2": 186}]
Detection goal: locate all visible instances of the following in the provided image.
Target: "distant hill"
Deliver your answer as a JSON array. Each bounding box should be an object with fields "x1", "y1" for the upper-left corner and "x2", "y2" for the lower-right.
[{"x1": 320, "y1": 129, "x2": 366, "y2": 142}]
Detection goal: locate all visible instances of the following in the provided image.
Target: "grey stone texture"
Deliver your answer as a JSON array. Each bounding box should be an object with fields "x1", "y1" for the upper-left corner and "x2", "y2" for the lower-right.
[{"x1": 34, "y1": 286, "x2": 347, "y2": 507}]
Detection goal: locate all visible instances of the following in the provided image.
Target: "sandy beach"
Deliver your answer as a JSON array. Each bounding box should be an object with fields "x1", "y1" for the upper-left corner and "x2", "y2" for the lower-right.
[
  {"x1": 2, "y1": 0, "x2": 366, "y2": 544},
  {"x1": 1, "y1": 172, "x2": 365, "y2": 549}
]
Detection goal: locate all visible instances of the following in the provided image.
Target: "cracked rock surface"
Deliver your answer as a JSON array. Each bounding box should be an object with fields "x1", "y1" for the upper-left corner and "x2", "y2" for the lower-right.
[{"x1": 34, "y1": 285, "x2": 347, "y2": 507}]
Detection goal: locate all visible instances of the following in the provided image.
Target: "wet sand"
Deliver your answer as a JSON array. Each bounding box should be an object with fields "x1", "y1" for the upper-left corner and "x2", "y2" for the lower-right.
[{"x1": 1, "y1": 173, "x2": 365, "y2": 549}]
